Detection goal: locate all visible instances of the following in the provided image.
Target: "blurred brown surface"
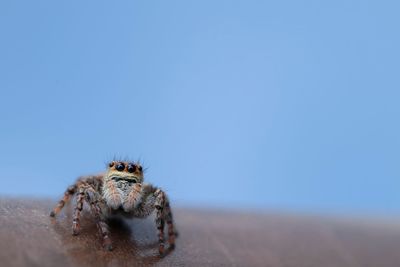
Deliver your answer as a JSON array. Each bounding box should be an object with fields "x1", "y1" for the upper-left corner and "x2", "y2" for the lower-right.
[{"x1": 1, "y1": 198, "x2": 400, "y2": 267}]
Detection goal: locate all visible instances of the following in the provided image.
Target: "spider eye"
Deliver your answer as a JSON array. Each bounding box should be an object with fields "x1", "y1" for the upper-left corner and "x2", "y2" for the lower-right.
[
  {"x1": 127, "y1": 164, "x2": 136, "y2": 173},
  {"x1": 138, "y1": 165, "x2": 143, "y2": 172},
  {"x1": 108, "y1": 162, "x2": 114, "y2": 168},
  {"x1": 115, "y1": 163, "x2": 125, "y2": 171}
]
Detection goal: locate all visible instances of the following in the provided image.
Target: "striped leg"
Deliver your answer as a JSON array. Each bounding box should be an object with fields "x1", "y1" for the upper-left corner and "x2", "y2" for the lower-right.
[
  {"x1": 72, "y1": 186, "x2": 85, "y2": 235},
  {"x1": 154, "y1": 189, "x2": 166, "y2": 255},
  {"x1": 136, "y1": 184, "x2": 177, "y2": 255},
  {"x1": 164, "y1": 201, "x2": 176, "y2": 249},
  {"x1": 84, "y1": 186, "x2": 112, "y2": 251},
  {"x1": 50, "y1": 185, "x2": 76, "y2": 217},
  {"x1": 156, "y1": 206, "x2": 165, "y2": 255},
  {"x1": 154, "y1": 189, "x2": 177, "y2": 254}
]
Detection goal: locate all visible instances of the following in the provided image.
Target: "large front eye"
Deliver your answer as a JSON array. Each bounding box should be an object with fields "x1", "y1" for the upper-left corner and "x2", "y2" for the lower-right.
[
  {"x1": 115, "y1": 162, "x2": 125, "y2": 171},
  {"x1": 127, "y1": 164, "x2": 136, "y2": 173}
]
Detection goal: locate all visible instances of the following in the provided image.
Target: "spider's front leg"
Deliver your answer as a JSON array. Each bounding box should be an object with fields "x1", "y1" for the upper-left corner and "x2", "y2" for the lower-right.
[
  {"x1": 72, "y1": 186, "x2": 85, "y2": 235},
  {"x1": 80, "y1": 184, "x2": 113, "y2": 250},
  {"x1": 139, "y1": 185, "x2": 177, "y2": 255},
  {"x1": 155, "y1": 188, "x2": 176, "y2": 255}
]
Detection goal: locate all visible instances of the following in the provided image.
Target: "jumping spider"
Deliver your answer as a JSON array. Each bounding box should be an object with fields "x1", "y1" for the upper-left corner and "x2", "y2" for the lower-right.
[{"x1": 50, "y1": 161, "x2": 176, "y2": 255}]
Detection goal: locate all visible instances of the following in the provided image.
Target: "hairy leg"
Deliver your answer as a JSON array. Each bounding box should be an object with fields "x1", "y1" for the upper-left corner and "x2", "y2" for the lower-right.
[
  {"x1": 156, "y1": 205, "x2": 166, "y2": 255},
  {"x1": 50, "y1": 174, "x2": 103, "y2": 217},
  {"x1": 164, "y1": 201, "x2": 176, "y2": 249},
  {"x1": 84, "y1": 185, "x2": 113, "y2": 251},
  {"x1": 50, "y1": 185, "x2": 76, "y2": 217},
  {"x1": 136, "y1": 185, "x2": 177, "y2": 255},
  {"x1": 153, "y1": 188, "x2": 166, "y2": 254},
  {"x1": 50, "y1": 174, "x2": 112, "y2": 250},
  {"x1": 72, "y1": 186, "x2": 85, "y2": 235}
]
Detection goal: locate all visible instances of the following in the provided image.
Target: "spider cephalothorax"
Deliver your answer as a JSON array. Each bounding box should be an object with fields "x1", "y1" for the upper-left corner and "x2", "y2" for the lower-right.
[
  {"x1": 103, "y1": 161, "x2": 144, "y2": 211},
  {"x1": 50, "y1": 161, "x2": 176, "y2": 255}
]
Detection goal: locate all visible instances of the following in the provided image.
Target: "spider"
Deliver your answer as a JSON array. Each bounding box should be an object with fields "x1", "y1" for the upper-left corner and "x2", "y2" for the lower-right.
[{"x1": 50, "y1": 161, "x2": 176, "y2": 255}]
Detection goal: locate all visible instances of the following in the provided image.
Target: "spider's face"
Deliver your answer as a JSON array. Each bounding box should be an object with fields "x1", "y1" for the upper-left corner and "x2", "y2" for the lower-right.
[{"x1": 105, "y1": 161, "x2": 144, "y2": 184}]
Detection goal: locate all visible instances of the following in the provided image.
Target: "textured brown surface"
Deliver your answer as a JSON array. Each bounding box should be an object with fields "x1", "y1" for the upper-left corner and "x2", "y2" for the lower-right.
[{"x1": 1, "y1": 198, "x2": 400, "y2": 267}]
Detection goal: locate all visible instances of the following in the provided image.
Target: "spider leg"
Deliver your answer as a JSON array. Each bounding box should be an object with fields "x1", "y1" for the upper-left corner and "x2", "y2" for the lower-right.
[
  {"x1": 50, "y1": 184, "x2": 76, "y2": 217},
  {"x1": 83, "y1": 185, "x2": 113, "y2": 251},
  {"x1": 50, "y1": 175, "x2": 103, "y2": 218},
  {"x1": 72, "y1": 186, "x2": 85, "y2": 235},
  {"x1": 135, "y1": 184, "x2": 177, "y2": 255},
  {"x1": 155, "y1": 196, "x2": 166, "y2": 255},
  {"x1": 164, "y1": 201, "x2": 176, "y2": 249}
]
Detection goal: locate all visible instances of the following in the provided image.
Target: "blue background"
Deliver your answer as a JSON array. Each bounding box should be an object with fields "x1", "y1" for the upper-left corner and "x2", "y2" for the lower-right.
[{"x1": 0, "y1": 1, "x2": 399, "y2": 214}]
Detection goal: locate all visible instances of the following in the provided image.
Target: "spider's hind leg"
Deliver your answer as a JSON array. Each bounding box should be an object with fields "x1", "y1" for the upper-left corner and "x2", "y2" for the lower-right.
[{"x1": 50, "y1": 184, "x2": 76, "y2": 217}]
